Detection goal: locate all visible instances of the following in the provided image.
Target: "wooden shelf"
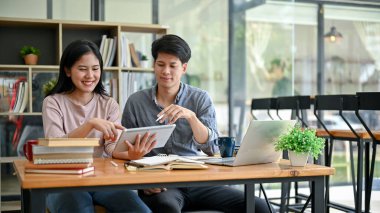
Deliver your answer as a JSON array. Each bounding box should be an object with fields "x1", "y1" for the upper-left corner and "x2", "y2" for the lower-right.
[
  {"x1": 121, "y1": 67, "x2": 154, "y2": 73},
  {"x1": 0, "y1": 17, "x2": 168, "y2": 112}
]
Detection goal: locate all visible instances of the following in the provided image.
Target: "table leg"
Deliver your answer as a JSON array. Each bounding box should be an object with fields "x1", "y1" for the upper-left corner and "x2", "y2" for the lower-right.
[
  {"x1": 312, "y1": 176, "x2": 325, "y2": 213},
  {"x1": 21, "y1": 189, "x2": 29, "y2": 213},
  {"x1": 245, "y1": 183, "x2": 255, "y2": 213},
  {"x1": 22, "y1": 189, "x2": 46, "y2": 213},
  {"x1": 356, "y1": 139, "x2": 363, "y2": 213}
]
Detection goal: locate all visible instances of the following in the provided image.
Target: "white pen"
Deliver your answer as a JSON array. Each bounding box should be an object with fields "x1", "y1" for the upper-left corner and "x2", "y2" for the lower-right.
[
  {"x1": 110, "y1": 161, "x2": 118, "y2": 167},
  {"x1": 155, "y1": 114, "x2": 165, "y2": 122}
]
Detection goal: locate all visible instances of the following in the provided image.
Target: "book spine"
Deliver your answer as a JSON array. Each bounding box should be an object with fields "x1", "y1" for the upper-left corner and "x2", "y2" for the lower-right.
[{"x1": 32, "y1": 145, "x2": 94, "y2": 154}]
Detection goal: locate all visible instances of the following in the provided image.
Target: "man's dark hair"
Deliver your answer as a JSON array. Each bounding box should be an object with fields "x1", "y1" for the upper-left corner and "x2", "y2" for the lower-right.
[
  {"x1": 151, "y1": 34, "x2": 191, "y2": 64},
  {"x1": 270, "y1": 58, "x2": 286, "y2": 71}
]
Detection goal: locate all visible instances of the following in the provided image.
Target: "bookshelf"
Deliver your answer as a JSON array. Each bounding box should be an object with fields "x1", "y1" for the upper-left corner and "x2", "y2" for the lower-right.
[{"x1": 0, "y1": 17, "x2": 168, "y2": 116}]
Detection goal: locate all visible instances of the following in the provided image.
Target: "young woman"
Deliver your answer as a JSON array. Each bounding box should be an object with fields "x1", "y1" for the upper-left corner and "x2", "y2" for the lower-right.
[{"x1": 42, "y1": 40, "x2": 155, "y2": 213}]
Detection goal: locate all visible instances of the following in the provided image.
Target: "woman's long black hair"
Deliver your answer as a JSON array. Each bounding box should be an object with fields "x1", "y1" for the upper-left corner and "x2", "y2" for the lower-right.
[{"x1": 46, "y1": 39, "x2": 107, "y2": 97}]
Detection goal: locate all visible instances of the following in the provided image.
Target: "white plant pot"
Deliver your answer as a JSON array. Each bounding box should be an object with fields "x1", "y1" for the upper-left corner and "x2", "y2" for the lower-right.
[
  {"x1": 288, "y1": 151, "x2": 309, "y2": 167},
  {"x1": 140, "y1": 60, "x2": 149, "y2": 68}
]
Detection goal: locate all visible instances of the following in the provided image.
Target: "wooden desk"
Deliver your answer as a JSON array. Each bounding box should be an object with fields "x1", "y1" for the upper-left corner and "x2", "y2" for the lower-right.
[{"x1": 14, "y1": 158, "x2": 334, "y2": 213}]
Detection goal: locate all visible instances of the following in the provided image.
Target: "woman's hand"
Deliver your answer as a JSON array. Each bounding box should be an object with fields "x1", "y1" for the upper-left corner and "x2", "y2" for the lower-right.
[
  {"x1": 88, "y1": 118, "x2": 124, "y2": 141},
  {"x1": 157, "y1": 104, "x2": 196, "y2": 124},
  {"x1": 143, "y1": 188, "x2": 167, "y2": 195},
  {"x1": 125, "y1": 132, "x2": 157, "y2": 160}
]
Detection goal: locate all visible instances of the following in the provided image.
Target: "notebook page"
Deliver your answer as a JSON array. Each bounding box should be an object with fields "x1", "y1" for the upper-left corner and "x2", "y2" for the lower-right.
[
  {"x1": 130, "y1": 155, "x2": 204, "y2": 166},
  {"x1": 131, "y1": 155, "x2": 179, "y2": 166}
]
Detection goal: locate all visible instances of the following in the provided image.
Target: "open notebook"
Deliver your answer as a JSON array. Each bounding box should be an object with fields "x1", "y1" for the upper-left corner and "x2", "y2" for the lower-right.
[
  {"x1": 125, "y1": 155, "x2": 207, "y2": 171},
  {"x1": 127, "y1": 155, "x2": 203, "y2": 166}
]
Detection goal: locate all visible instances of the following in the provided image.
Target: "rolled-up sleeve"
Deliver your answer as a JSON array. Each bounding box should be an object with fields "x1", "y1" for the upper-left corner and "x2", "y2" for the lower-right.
[
  {"x1": 104, "y1": 99, "x2": 122, "y2": 156},
  {"x1": 191, "y1": 92, "x2": 219, "y2": 155},
  {"x1": 121, "y1": 98, "x2": 138, "y2": 129},
  {"x1": 42, "y1": 96, "x2": 67, "y2": 138}
]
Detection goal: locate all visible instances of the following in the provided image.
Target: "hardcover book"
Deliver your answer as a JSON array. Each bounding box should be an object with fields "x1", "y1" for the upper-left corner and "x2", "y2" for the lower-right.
[
  {"x1": 129, "y1": 43, "x2": 140, "y2": 67},
  {"x1": 25, "y1": 166, "x2": 95, "y2": 174},
  {"x1": 24, "y1": 161, "x2": 94, "y2": 174},
  {"x1": 38, "y1": 138, "x2": 100, "y2": 147},
  {"x1": 24, "y1": 161, "x2": 92, "y2": 169}
]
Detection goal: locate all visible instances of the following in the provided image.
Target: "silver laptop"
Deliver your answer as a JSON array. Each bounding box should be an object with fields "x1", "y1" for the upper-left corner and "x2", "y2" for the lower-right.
[{"x1": 204, "y1": 120, "x2": 297, "y2": 167}]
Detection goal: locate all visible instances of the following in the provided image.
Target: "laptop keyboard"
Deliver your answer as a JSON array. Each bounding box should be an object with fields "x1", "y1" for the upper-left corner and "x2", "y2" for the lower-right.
[
  {"x1": 202, "y1": 157, "x2": 235, "y2": 164},
  {"x1": 221, "y1": 157, "x2": 235, "y2": 162}
]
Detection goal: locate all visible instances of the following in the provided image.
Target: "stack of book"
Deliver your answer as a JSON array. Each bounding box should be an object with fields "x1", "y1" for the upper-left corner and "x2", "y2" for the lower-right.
[
  {"x1": 25, "y1": 138, "x2": 99, "y2": 175},
  {"x1": 9, "y1": 79, "x2": 28, "y2": 113},
  {"x1": 99, "y1": 35, "x2": 117, "y2": 67}
]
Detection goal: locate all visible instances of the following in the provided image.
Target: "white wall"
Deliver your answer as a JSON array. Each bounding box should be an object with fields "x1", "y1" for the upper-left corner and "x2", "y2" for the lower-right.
[{"x1": 0, "y1": 0, "x2": 46, "y2": 18}]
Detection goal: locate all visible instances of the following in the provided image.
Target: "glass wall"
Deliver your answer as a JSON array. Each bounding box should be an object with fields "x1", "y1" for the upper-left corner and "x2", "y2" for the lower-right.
[
  {"x1": 231, "y1": 1, "x2": 318, "y2": 142},
  {"x1": 324, "y1": 6, "x2": 380, "y2": 95},
  {"x1": 0, "y1": 0, "x2": 47, "y2": 19},
  {"x1": 158, "y1": 0, "x2": 229, "y2": 135},
  {"x1": 322, "y1": 6, "x2": 380, "y2": 206},
  {"x1": 52, "y1": 0, "x2": 91, "y2": 20},
  {"x1": 105, "y1": 0, "x2": 230, "y2": 135}
]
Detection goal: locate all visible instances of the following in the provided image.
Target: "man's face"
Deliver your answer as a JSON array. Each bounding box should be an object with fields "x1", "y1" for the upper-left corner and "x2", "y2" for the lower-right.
[
  {"x1": 154, "y1": 52, "x2": 187, "y2": 90},
  {"x1": 270, "y1": 64, "x2": 284, "y2": 80}
]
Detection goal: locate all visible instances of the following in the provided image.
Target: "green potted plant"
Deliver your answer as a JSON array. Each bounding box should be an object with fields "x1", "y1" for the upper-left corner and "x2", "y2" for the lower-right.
[
  {"x1": 20, "y1": 45, "x2": 40, "y2": 65},
  {"x1": 140, "y1": 54, "x2": 149, "y2": 68},
  {"x1": 42, "y1": 78, "x2": 57, "y2": 96},
  {"x1": 274, "y1": 124, "x2": 325, "y2": 166}
]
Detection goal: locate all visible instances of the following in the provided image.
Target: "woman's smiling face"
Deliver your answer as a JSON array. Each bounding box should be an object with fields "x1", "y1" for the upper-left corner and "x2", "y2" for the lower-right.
[{"x1": 65, "y1": 52, "x2": 101, "y2": 95}]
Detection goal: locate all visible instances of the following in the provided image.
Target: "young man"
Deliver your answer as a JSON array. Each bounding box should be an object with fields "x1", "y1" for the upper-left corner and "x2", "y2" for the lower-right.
[{"x1": 122, "y1": 34, "x2": 270, "y2": 213}]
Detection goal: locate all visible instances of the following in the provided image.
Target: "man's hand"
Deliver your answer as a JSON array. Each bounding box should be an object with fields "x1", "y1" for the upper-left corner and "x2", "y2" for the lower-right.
[
  {"x1": 125, "y1": 133, "x2": 157, "y2": 160},
  {"x1": 157, "y1": 104, "x2": 195, "y2": 124},
  {"x1": 143, "y1": 188, "x2": 167, "y2": 195}
]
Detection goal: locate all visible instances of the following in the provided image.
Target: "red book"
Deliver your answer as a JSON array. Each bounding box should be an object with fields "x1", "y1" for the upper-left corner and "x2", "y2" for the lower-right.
[{"x1": 24, "y1": 162, "x2": 94, "y2": 174}]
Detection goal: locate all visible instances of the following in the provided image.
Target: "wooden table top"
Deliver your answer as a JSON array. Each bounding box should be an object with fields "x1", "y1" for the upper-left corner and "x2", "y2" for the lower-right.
[
  {"x1": 315, "y1": 129, "x2": 380, "y2": 140},
  {"x1": 13, "y1": 158, "x2": 335, "y2": 189}
]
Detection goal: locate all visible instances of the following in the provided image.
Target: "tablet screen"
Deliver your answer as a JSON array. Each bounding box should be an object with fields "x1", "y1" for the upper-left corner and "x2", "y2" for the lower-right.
[{"x1": 113, "y1": 124, "x2": 176, "y2": 152}]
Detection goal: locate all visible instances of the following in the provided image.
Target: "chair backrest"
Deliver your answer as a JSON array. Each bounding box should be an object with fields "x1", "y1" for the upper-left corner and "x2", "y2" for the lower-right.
[
  {"x1": 314, "y1": 94, "x2": 359, "y2": 137},
  {"x1": 314, "y1": 94, "x2": 357, "y2": 111},
  {"x1": 356, "y1": 92, "x2": 380, "y2": 141},
  {"x1": 277, "y1": 96, "x2": 310, "y2": 110},
  {"x1": 276, "y1": 96, "x2": 310, "y2": 127},
  {"x1": 356, "y1": 92, "x2": 380, "y2": 110},
  {"x1": 250, "y1": 98, "x2": 277, "y2": 120}
]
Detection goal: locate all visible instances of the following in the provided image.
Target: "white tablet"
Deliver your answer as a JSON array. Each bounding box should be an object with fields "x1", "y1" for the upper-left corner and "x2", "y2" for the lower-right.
[{"x1": 114, "y1": 124, "x2": 176, "y2": 152}]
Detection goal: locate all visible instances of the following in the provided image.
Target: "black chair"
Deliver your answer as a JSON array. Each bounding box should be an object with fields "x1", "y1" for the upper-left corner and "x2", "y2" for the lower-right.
[
  {"x1": 250, "y1": 98, "x2": 277, "y2": 120},
  {"x1": 275, "y1": 96, "x2": 312, "y2": 213},
  {"x1": 250, "y1": 97, "x2": 278, "y2": 213},
  {"x1": 314, "y1": 94, "x2": 365, "y2": 213},
  {"x1": 355, "y1": 92, "x2": 380, "y2": 213},
  {"x1": 276, "y1": 96, "x2": 310, "y2": 128}
]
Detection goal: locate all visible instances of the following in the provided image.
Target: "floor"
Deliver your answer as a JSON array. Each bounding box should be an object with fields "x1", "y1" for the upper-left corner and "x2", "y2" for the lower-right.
[
  {"x1": 263, "y1": 183, "x2": 380, "y2": 212},
  {"x1": 1, "y1": 175, "x2": 380, "y2": 212}
]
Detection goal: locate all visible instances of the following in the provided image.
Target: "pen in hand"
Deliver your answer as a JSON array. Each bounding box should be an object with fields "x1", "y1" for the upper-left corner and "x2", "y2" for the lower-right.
[{"x1": 155, "y1": 114, "x2": 165, "y2": 122}]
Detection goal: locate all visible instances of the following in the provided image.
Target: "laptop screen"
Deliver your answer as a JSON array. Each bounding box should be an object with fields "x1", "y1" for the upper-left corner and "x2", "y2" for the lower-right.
[{"x1": 232, "y1": 120, "x2": 296, "y2": 166}]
